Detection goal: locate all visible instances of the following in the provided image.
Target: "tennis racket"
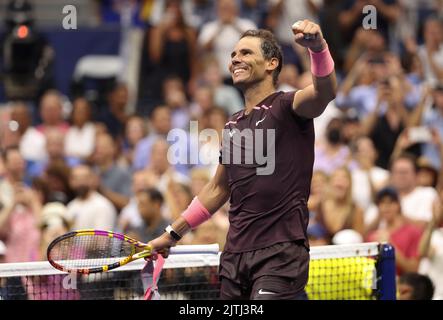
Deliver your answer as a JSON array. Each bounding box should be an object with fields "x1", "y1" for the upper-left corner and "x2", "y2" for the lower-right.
[{"x1": 47, "y1": 229, "x2": 219, "y2": 274}]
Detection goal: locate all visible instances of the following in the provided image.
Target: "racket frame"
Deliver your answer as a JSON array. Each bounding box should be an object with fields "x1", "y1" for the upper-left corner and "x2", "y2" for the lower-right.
[{"x1": 47, "y1": 229, "x2": 152, "y2": 275}]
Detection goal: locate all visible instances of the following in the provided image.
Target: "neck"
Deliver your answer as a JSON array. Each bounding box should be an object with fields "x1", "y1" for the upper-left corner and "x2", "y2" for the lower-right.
[
  {"x1": 242, "y1": 81, "x2": 276, "y2": 114},
  {"x1": 386, "y1": 215, "x2": 404, "y2": 229},
  {"x1": 398, "y1": 186, "x2": 415, "y2": 197}
]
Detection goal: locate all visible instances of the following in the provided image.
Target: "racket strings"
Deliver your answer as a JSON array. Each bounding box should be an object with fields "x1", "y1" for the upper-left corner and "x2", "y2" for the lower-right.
[{"x1": 48, "y1": 235, "x2": 135, "y2": 270}]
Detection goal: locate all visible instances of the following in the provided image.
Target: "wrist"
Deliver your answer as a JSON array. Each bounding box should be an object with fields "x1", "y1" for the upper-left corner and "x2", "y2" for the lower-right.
[
  {"x1": 309, "y1": 39, "x2": 327, "y2": 53},
  {"x1": 165, "y1": 225, "x2": 182, "y2": 242}
]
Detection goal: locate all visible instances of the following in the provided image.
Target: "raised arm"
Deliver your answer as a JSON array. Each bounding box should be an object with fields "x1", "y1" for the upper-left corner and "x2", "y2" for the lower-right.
[
  {"x1": 148, "y1": 164, "x2": 230, "y2": 255},
  {"x1": 291, "y1": 20, "x2": 337, "y2": 119}
]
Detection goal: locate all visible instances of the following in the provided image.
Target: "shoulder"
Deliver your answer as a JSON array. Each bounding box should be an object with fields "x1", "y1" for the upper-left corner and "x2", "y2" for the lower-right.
[
  {"x1": 413, "y1": 186, "x2": 438, "y2": 198},
  {"x1": 92, "y1": 192, "x2": 115, "y2": 209}
]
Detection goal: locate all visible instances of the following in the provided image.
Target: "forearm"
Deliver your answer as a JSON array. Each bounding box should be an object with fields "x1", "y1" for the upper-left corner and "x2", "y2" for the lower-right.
[
  {"x1": 418, "y1": 221, "x2": 435, "y2": 258},
  {"x1": 429, "y1": 57, "x2": 443, "y2": 81},
  {"x1": 339, "y1": 7, "x2": 361, "y2": 29},
  {"x1": 99, "y1": 187, "x2": 130, "y2": 211},
  {"x1": 376, "y1": 3, "x2": 401, "y2": 22},
  {"x1": 395, "y1": 252, "x2": 419, "y2": 273},
  {"x1": 408, "y1": 97, "x2": 427, "y2": 127},
  {"x1": 361, "y1": 103, "x2": 381, "y2": 136},
  {"x1": 155, "y1": 179, "x2": 230, "y2": 246},
  {"x1": 0, "y1": 205, "x2": 13, "y2": 233},
  {"x1": 149, "y1": 28, "x2": 164, "y2": 63}
]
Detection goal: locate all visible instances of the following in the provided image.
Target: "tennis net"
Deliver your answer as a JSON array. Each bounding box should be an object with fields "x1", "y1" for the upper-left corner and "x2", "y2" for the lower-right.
[{"x1": 0, "y1": 242, "x2": 396, "y2": 300}]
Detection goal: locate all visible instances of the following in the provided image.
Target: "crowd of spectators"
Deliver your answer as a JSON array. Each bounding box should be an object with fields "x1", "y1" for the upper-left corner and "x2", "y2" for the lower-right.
[{"x1": 1, "y1": 0, "x2": 443, "y2": 299}]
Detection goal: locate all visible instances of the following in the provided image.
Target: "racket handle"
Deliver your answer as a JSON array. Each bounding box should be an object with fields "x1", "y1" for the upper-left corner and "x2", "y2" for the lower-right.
[{"x1": 170, "y1": 244, "x2": 219, "y2": 255}]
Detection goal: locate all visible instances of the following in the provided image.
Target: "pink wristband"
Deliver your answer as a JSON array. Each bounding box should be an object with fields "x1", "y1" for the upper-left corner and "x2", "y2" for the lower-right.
[
  {"x1": 308, "y1": 44, "x2": 335, "y2": 78},
  {"x1": 181, "y1": 197, "x2": 211, "y2": 229}
]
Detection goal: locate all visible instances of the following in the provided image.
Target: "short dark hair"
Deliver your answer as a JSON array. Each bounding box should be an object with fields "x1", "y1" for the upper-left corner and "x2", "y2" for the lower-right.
[
  {"x1": 375, "y1": 187, "x2": 400, "y2": 205},
  {"x1": 399, "y1": 273, "x2": 435, "y2": 300},
  {"x1": 138, "y1": 188, "x2": 164, "y2": 206},
  {"x1": 240, "y1": 29, "x2": 283, "y2": 86},
  {"x1": 390, "y1": 152, "x2": 418, "y2": 173}
]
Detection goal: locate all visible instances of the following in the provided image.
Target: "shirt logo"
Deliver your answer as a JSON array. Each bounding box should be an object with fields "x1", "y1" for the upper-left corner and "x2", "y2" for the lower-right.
[
  {"x1": 256, "y1": 116, "x2": 266, "y2": 127},
  {"x1": 258, "y1": 289, "x2": 276, "y2": 295}
]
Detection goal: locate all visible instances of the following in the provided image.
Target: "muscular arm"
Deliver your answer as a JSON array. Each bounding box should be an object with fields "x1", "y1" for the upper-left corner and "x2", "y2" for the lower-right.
[
  {"x1": 292, "y1": 69, "x2": 337, "y2": 119},
  {"x1": 291, "y1": 21, "x2": 337, "y2": 119},
  {"x1": 149, "y1": 165, "x2": 230, "y2": 250}
]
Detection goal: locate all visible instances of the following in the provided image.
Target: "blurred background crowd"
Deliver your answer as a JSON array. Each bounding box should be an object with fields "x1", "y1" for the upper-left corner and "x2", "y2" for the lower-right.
[{"x1": 0, "y1": 0, "x2": 443, "y2": 300}]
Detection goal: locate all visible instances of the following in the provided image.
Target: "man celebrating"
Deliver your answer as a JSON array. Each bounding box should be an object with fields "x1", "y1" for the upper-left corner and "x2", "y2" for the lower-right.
[{"x1": 148, "y1": 20, "x2": 336, "y2": 300}]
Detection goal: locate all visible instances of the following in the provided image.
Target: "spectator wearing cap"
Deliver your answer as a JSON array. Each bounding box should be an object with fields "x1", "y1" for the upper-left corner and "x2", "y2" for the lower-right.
[
  {"x1": 366, "y1": 187, "x2": 423, "y2": 275},
  {"x1": 390, "y1": 153, "x2": 440, "y2": 226}
]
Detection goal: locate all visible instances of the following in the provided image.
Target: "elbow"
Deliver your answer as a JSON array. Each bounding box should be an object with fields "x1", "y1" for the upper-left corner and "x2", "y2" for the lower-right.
[{"x1": 319, "y1": 90, "x2": 337, "y2": 107}]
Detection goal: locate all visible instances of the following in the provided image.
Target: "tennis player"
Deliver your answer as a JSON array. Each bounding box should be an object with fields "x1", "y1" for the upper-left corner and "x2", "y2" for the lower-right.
[{"x1": 149, "y1": 19, "x2": 337, "y2": 300}]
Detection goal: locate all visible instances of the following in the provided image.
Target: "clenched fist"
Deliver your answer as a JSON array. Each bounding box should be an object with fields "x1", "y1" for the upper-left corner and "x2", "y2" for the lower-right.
[{"x1": 292, "y1": 19, "x2": 326, "y2": 52}]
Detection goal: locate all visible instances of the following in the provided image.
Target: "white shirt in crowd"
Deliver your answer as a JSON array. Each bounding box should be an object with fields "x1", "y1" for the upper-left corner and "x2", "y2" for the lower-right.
[
  {"x1": 419, "y1": 228, "x2": 443, "y2": 300},
  {"x1": 418, "y1": 44, "x2": 443, "y2": 86},
  {"x1": 401, "y1": 186, "x2": 439, "y2": 222},
  {"x1": 118, "y1": 197, "x2": 143, "y2": 231},
  {"x1": 64, "y1": 123, "x2": 96, "y2": 159},
  {"x1": 67, "y1": 191, "x2": 117, "y2": 230},
  {"x1": 198, "y1": 18, "x2": 257, "y2": 78},
  {"x1": 19, "y1": 127, "x2": 47, "y2": 162}
]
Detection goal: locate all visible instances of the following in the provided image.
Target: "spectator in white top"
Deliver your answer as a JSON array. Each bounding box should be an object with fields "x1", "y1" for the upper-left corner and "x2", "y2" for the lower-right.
[
  {"x1": 390, "y1": 153, "x2": 440, "y2": 227},
  {"x1": 64, "y1": 97, "x2": 96, "y2": 161},
  {"x1": 419, "y1": 199, "x2": 443, "y2": 300},
  {"x1": 417, "y1": 16, "x2": 443, "y2": 86},
  {"x1": 118, "y1": 170, "x2": 148, "y2": 233},
  {"x1": 67, "y1": 164, "x2": 116, "y2": 230},
  {"x1": 351, "y1": 136, "x2": 390, "y2": 212},
  {"x1": 9, "y1": 102, "x2": 46, "y2": 162},
  {"x1": 198, "y1": 0, "x2": 257, "y2": 81}
]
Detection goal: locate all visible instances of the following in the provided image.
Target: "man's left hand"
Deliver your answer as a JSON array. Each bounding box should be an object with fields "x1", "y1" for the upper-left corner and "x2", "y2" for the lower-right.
[{"x1": 292, "y1": 19, "x2": 326, "y2": 52}]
